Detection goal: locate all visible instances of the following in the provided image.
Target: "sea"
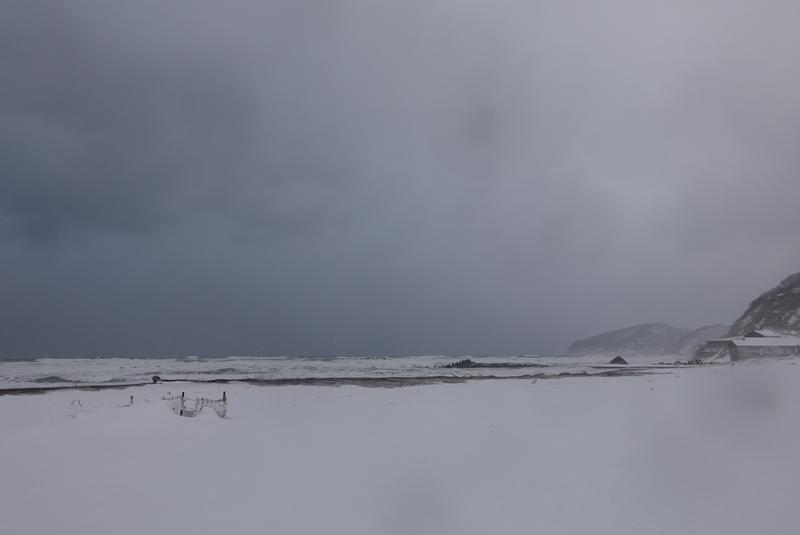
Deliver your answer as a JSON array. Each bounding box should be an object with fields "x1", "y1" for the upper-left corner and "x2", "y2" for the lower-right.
[{"x1": 0, "y1": 353, "x2": 675, "y2": 390}]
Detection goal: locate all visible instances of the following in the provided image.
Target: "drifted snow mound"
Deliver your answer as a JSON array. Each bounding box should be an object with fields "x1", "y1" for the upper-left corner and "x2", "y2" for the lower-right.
[
  {"x1": 566, "y1": 323, "x2": 689, "y2": 356},
  {"x1": 727, "y1": 271, "x2": 800, "y2": 337}
]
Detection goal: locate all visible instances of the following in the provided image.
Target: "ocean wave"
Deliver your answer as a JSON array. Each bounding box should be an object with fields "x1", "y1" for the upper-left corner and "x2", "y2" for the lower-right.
[
  {"x1": 198, "y1": 367, "x2": 243, "y2": 375},
  {"x1": 32, "y1": 375, "x2": 77, "y2": 384}
]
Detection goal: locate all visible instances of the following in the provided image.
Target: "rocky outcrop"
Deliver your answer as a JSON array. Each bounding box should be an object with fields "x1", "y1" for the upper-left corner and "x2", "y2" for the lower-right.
[
  {"x1": 728, "y1": 272, "x2": 800, "y2": 337},
  {"x1": 439, "y1": 359, "x2": 547, "y2": 369}
]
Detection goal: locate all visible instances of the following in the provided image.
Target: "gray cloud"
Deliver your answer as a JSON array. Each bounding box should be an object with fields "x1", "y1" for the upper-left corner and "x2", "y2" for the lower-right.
[
  {"x1": 1, "y1": 0, "x2": 800, "y2": 357},
  {"x1": 0, "y1": 1, "x2": 354, "y2": 242}
]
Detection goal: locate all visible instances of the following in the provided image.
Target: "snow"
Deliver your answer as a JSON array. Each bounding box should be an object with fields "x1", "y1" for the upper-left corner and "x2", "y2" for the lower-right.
[
  {"x1": 750, "y1": 329, "x2": 783, "y2": 337},
  {"x1": 731, "y1": 336, "x2": 800, "y2": 347},
  {"x1": 3, "y1": 362, "x2": 800, "y2": 534}
]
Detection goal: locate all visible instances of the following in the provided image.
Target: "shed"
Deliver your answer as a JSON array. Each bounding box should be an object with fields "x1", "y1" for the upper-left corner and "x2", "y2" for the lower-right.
[
  {"x1": 694, "y1": 338, "x2": 737, "y2": 360},
  {"x1": 728, "y1": 337, "x2": 800, "y2": 361}
]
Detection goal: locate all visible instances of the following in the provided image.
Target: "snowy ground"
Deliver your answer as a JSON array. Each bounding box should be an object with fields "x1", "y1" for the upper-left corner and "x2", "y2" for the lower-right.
[{"x1": 2, "y1": 360, "x2": 800, "y2": 534}]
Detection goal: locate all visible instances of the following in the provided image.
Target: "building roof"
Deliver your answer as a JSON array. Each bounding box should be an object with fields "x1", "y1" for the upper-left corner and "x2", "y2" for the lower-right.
[
  {"x1": 730, "y1": 337, "x2": 800, "y2": 347},
  {"x1": 745, "y1": 329, "x2": 784, "y2": 337}
]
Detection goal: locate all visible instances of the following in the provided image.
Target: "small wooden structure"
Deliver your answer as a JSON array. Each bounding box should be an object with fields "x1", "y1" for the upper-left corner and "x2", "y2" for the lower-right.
[
  {"x1": 727, "y1": 337, "x2": 800, "y2": 361},
  {"x1": 166, "y1": 391, "x2": 228, "y2": 418}
]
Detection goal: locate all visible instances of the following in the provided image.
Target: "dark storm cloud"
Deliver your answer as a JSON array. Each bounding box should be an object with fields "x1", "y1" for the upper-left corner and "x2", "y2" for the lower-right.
[
  {"x1": 1, "y1": 3, "x2": 236, "y2": 239},
  {"x1": 1, "y1": 0, "x2": 800, "y2": 356},
  {"x1": 0, "y1": 1, "x2": 354, "y2": 242}
]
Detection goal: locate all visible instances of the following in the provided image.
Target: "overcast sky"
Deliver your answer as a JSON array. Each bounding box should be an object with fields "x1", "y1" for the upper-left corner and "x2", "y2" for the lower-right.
[{"x1": 1, "y1": 0, "x2": 799, "y2": 358}]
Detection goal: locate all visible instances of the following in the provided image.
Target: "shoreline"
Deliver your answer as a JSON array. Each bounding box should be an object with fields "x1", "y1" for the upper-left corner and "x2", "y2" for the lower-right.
[{"x1": 0, "y1": 367, "x2": 662, "y2": 396}]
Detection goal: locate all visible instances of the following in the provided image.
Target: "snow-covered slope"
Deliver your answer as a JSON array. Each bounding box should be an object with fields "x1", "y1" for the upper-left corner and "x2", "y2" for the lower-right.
[
  {"x1": 566, "y1": 323, "x2": 689, "y2": 356},
  {"x1": 728, "y1": 271, "x2": 800, "y2": 336},
  {"x1": 671, "y1": 325, "x2": 729, "y2": 356}
]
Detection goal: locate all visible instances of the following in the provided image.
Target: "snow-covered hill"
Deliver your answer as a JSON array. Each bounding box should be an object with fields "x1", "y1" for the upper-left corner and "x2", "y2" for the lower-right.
[
  {"x1": 566, "y1": 323, "x2": 689, "y2": 356},
  {"x1": 728, "y1": 271, "x2": 800, "y2": 336}
]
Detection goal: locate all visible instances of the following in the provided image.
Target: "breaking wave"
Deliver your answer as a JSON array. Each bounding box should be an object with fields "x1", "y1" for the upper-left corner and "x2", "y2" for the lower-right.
[
  {"x1": 32, "y1": 375, "x2": 76, "y2": 384},
  {"x1": 198, "y1": 367, "x2": 243, "y2": 375}
]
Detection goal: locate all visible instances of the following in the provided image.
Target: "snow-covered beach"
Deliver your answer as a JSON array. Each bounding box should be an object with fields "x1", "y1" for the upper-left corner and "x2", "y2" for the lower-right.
[{"x1": 2, "y1": 359, "x2": 800, "y2": 534}]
